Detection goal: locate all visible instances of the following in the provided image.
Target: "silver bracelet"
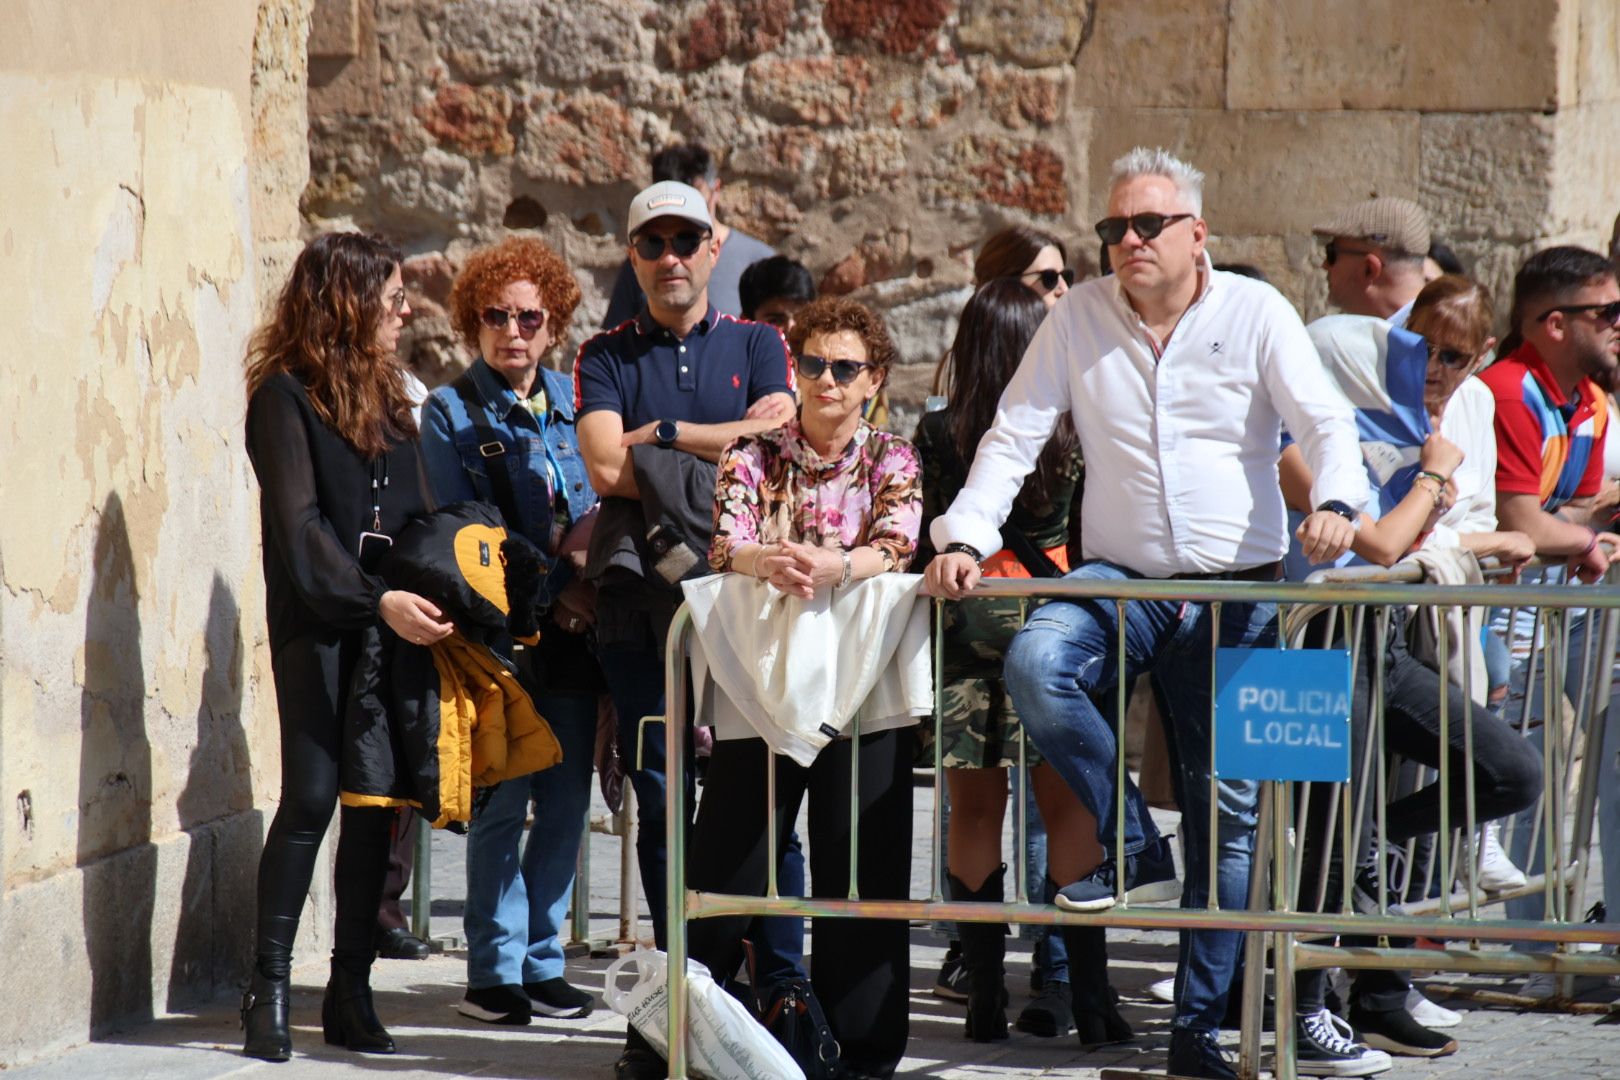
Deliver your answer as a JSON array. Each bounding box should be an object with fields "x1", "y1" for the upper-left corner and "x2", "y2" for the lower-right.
[{"x1": 838, "y1": 549, "x2": 853, "y2": 587}]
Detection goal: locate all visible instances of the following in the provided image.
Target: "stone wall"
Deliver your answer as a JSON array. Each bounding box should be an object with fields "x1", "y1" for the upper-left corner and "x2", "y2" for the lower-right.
[
  {"x1": 0, "y1": 0, "x2": 316, "y2": 1064},
  {"x1": 306, "y1": 0, "x2": 1620, "y2": 425}
]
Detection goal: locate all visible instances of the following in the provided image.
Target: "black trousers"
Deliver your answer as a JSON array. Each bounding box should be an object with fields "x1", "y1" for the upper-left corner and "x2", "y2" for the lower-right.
[
  {"x1": 1295, "y1": 613, "x2": 1543, "y2": 1013},
  {"x1": 254, "y1": 633, "x2": 394, "y2": 978},
  {"x1": 377, "y1": 806, "x2": 417, "y2": 931},
  {"x1": 687, "y1": 731, "x2": 915, "y2": 1077}
]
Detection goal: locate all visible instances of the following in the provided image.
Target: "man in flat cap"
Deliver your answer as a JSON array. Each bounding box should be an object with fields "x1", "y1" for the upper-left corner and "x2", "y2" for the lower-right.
[{"x1": 1315, "y1": 195, "x2": 1432, "y2": 325}]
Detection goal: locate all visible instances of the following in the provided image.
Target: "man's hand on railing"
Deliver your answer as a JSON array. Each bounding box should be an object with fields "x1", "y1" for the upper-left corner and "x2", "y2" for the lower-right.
[
  {"x1": 1568, "y1": 530, "x2": 1620, "y2": 584},
  {"x1": 1295, "y1": 509, "x2": 1358, "y2": 565},
  {"x1": 923, "y1": 551, "x2": 981, "y2": 599}
]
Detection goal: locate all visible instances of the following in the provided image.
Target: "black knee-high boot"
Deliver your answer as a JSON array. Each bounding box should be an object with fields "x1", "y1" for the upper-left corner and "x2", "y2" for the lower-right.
[
  {"x1": 1060, "y1": 917, "x2": 1132, "y2": 1047},
  {"x1": 948, "y1": 865, "x2": 1009, "y2": 1042}
]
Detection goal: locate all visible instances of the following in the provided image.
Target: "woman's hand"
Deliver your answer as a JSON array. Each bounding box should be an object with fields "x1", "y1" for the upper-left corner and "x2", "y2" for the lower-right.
[
  {"x1": 1418, "y1": 432, "x2": 1465, "y2": 480},
  {"x1": 380, "y1": 590, "x2": 454, "y2": 646}
]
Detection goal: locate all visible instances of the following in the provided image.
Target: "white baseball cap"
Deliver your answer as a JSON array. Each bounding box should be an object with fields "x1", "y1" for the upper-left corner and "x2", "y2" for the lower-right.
[{"x1": 626, "y1": 180, "x2": 713, "y2": 238}]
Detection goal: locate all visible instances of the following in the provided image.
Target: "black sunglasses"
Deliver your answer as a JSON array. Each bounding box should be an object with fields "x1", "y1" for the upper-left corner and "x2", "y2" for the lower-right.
[
  {"x1": 1322, "y1": 239, "x2": 1379, "y2": 267},
  {"x1": 1428, "y1": 343, "x2": 1473, "y2": 370},
  {"x1": 1021, "y1": 267, "x2": 1076, "y2": 292},
  {"x1": 481, "y1": 307, "x2": 546, "y2": 334},
  {"x1": 631, "y1": 230, "x2": 711, "y2": 261},
  {"x1": 796, "y1": 354, "x2": 875, "y2": 386},
  {"x1": 1094, "y1": 212, "x2": 1194, "y2": 245},
  {"x1": 1536, "y1": 300, "x2": 1620, "y2": 326}
]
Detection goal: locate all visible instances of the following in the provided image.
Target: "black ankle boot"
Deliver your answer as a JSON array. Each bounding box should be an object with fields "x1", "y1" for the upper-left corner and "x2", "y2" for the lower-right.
[
  {"x1": 947, "y1": 865, "x2": 1009, "y2": 1042},
  {"x1": 241, "y1": 963, "x2": 292, "y2": 1061},
  {"x1": 322, "y1": 961, "x2": 396, "y2": 1053},
  {"x1": 1059, "y1": 919, "x2": 1132, "y2": 1048}
]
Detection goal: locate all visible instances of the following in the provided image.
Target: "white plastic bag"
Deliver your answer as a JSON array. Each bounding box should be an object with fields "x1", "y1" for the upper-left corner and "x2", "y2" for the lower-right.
[{"x1": 603, "y1": 947, "x2": 805, "y2": 1080}]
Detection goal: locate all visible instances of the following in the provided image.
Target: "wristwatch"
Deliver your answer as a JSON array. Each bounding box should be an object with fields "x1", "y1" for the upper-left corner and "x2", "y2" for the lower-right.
[
  {"x1": 943, "y1": 541, "x2": 986, "y2": 562},
  {"x1": 1316, "y1": 500, "x2": 1362, "y2": 531},
  {"x1": 654, "y1": 418, "x2": 679, "y2": 448}
]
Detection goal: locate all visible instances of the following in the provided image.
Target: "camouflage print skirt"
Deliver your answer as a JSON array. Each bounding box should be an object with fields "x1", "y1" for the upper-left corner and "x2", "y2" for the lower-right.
[{"x1": 917, "y1": 594, "x2": 1045, "y2": 770}]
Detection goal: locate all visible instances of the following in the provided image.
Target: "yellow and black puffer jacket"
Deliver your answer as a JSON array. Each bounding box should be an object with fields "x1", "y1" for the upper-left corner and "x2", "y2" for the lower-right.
[{"x1": 339, "y1": 500, "x2": 561, "y2": 828}]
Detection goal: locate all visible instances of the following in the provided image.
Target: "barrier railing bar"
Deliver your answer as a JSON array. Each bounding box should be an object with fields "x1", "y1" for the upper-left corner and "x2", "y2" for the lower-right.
[
  {"x1": 1015, "y1": 596, "x2": 1030, "y2": 907},
  {"x1": 1438, "y1": 611, "x2": 1452, "y2": 917},
  {"x1": 1209, "y1": 598, "x2": 1223, "y2": 912},
  {"x1": 1462, "y1": 605, "x2": 1480, "y2": 923},
  {"x1": 931, "y1": 597, "x2": 945, "y2": 905},
  {"x1": 665, "y1": 606, "x2": 692, "y2": 1080},
  {"x1": 1114, "y1": 599, "x2": 1128, "y2": 908},
  {"x1": 679, "y1": 892, "x2": 1620, "y2": 946}
]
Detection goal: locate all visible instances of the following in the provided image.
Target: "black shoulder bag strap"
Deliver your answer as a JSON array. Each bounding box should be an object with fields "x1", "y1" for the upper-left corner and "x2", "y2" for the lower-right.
[
  {"x1": 450, "y1": 370, "x2": 521, "y2": 529},
  {"x1": 999, "y1": 522, "x2": 1064, "y2": 579}
]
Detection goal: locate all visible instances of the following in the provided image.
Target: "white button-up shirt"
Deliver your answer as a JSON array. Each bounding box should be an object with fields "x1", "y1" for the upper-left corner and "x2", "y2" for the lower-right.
[{"x1": 932, "y1": 259, "x2": 1368, "y2": 577}]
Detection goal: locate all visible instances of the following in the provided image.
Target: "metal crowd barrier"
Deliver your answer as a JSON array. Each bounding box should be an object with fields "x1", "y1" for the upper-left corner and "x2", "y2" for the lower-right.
[
  {"x1": 407, "y1": 765, "x2": 644, "y2": 955},
  {"x1": 661, "y1": 570, "x2": 1620, "y2": 1080}
]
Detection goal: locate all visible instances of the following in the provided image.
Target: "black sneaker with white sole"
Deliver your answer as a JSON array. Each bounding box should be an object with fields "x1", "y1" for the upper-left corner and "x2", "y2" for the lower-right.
[
  {"x1": 1348, "y1": 1003, "x2": 1458, "y2": 1057},
  {"x1": 932, "y1": 943, "x2": 970, "y2": 1002},
  {"x1": 1295, "y1": 1007, "x2": 1391, "y2": 1076},
  {"x1": 458, "y1": 983, "x2": 532, "y2": 1025},
  {"x1": 1054, "y1": 836, "x2": 1181, "y2": 913},
  {"x1": 526, "y1": 977, "x2": 594, "y2": 1018}
]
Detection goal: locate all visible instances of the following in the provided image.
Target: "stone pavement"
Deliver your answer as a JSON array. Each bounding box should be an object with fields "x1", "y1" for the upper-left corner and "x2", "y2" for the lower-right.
[{"x1": 11, "y1": 783, "x2": 1617, "y2": 1079}]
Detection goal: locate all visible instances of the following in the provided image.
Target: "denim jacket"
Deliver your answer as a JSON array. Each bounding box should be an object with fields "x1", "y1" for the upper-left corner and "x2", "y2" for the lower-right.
[{"x1": 420, "y1": 361, "x2": 597, "y2": 609}]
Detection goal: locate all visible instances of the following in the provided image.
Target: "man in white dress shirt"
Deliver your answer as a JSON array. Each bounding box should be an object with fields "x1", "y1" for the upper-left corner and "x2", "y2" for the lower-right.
[{"x1": 926, "y1": 148, "x2": 1367, "y2": 1079}]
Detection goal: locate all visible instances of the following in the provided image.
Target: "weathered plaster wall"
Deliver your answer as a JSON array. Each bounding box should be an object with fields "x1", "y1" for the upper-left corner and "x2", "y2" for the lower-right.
[
  {"x1": 0, "y1": 0, "x2": 316, "y2": 1064},
  {"x1": 305, "y1": 0, "x2": 1620, "y2": 427}
]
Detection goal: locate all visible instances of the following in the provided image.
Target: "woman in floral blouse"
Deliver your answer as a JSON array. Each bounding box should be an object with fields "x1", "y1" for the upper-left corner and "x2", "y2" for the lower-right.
[{"x1": 690, "y1": 297, "x2": 921, "y2": 1080}]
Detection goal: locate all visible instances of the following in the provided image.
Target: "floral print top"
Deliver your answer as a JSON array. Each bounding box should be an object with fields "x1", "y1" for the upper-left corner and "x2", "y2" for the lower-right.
[{"x1": 710, "y1": 418, "x2": 923, "y2": 574}]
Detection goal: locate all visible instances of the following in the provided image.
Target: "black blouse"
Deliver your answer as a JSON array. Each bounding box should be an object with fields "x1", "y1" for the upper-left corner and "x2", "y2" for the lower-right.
[{"x1": 246, "y1": 372, "x2": 430, "y2": 652}]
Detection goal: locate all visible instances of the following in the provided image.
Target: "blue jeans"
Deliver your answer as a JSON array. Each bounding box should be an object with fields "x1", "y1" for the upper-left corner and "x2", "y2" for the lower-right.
[
  {"x1": 1004, "y1": 560, "x2": 1273, "y2": 1033},
  {"x1": 597, "y1": 643, "x2": 807, "y2": 980},
  {"x1": 464, "y1": 690, "x2": 597, "y2": 987}
]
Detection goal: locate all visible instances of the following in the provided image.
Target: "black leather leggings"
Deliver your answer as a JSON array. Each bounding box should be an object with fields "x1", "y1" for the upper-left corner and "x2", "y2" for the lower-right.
[{"x1": 255, "y1": 634, "x2": 393, "y2": 979}]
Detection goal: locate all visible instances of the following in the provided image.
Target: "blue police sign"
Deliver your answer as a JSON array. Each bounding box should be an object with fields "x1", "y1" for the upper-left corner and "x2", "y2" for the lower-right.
[{"x1": 1214, "y1": 647, "x2": 1352, "y2": 783}]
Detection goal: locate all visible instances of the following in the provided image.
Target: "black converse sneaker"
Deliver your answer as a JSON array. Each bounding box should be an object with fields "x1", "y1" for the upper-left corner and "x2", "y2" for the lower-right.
[{"x1": 1295, "y1": 1007, "x2": 1391, "y2": 1076}]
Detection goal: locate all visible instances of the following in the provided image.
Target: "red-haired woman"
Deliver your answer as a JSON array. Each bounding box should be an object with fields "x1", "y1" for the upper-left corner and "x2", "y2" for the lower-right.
[{"x1": 241, "y1": 232, "x2": 452, "y2": 1061}]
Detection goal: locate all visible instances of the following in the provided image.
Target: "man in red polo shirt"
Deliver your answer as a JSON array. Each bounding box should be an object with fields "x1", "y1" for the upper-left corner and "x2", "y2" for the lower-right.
[{"x1": 1481, "y1": 245, "x2": 1620, "y2": 574}]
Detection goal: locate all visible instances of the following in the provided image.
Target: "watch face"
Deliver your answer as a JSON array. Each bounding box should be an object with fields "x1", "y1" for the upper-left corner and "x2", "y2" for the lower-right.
[{"x1": 656, "y1": 419, "x2": 678, "y2": 446}]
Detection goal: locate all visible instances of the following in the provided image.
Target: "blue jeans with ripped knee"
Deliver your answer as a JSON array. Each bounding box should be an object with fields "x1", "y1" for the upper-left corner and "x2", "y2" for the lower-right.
[{"x1": 1004, "y1": 559, "x2": 1274, "y2": 1034}]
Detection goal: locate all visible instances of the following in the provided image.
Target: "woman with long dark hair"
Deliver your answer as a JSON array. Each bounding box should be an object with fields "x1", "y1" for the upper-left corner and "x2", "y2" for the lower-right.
[
  {"x1": 973, "y1": 225, "x2": 1075, "y2": 307},
  {"x1": 917, "y1": 278, "x2": 1128, "y2": 1047},
  {"x1": 240, "y1": 232, "x2": 452, "y2": 1060}
]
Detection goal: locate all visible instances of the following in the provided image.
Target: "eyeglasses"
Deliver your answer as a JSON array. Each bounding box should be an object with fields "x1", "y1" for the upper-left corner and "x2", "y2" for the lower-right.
[
  {"x1": 796, "y1": 354, "x2": 876, "y2": 385},
  {"x1": 1094, "y1": 213, "x2": 1194, "y2": 245},
  {"x1": 1021, "y1": 267, "x2": 1076, "y2": 292},
  {"x1": 1322, "y1": 240, "x2": 1378, "y2": 267},
  {"x1": 481, "y1": 307, "x2": 546, "y2": 335},
  {"x1": 631, "y1": 230, "x2": 711, "y2": 261},
  {"x1": 387, "y1": 290, "x2": 408, "y2": 315},
  {"x1": 1428, "y1": 343, "x2": 1474, "y2": 370},
  {"x1": 1536, "y1": 300, "x2": 1620, "y2": 326}
]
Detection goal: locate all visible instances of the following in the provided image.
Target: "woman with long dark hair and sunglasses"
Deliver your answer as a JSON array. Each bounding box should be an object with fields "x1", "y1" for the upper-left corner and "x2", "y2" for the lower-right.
[
  {"x1": 419, "y1": 236, "x2": 604, "y2": 1026},
  {"x1": 241, "y1": 232, "x2": 453, "y2": 1061},
  {"x1": 690, "y1": 297, "x2": 922, "y2": 1080},
  {"x1": 916, "y1": 279, "x2": 1130, "y2": 1047},
  {"x1": 974, "y1": 224, "x2": 1075, "y2": 307}
]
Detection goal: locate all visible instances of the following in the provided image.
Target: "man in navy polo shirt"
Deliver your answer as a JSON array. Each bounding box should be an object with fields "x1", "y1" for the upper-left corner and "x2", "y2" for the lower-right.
[{"x1": 574, "y1": 179, "x2": 794, "y2": 1080}]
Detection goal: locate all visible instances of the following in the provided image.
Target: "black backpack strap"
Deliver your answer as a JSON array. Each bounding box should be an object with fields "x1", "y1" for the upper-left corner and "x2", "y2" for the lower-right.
[
  {"x1": 999, "y1": 523, "x2": 1064, "y2": 578},
  {"x1": 449, "y1": 370, "x2": 521, "y2": 529}
]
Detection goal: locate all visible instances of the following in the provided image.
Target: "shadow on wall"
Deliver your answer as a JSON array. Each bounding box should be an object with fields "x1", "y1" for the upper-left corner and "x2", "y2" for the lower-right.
[
  {"x1": 167, "y1": 574, "x2": 256, "y2": 1011},
  {"x1": 77, "y1": 493, "x2": 155, "y2": 1033}
]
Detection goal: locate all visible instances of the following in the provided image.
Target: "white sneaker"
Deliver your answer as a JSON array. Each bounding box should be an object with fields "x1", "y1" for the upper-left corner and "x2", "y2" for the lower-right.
[
  {"x1": 1147, "y1": 976, "x2": 1175, "y2": 1003},
  {"x1": 1519, "y1": 973, "x2": 1557, "y2": 1000},
  {"x1": 1405, "y1": 989, "x2": 1460, "y2": 1028},
  {"x1": 1467, "y1": 822, "x2": 1528, "y2": 892}
]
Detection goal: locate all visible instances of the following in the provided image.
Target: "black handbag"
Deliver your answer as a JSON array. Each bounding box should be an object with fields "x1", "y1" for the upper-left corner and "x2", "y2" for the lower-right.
[{"x1": 761, "y1": 978, "x2": 841, "y2": 1080}]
